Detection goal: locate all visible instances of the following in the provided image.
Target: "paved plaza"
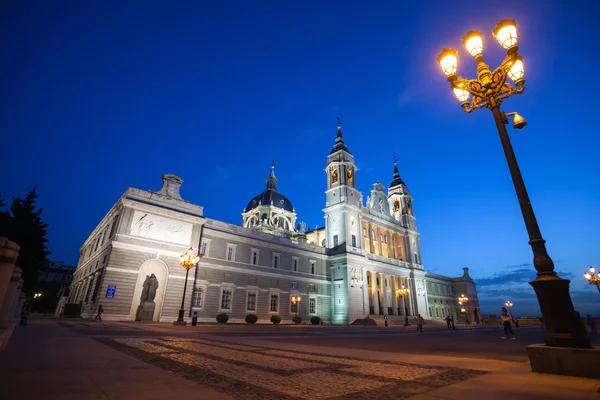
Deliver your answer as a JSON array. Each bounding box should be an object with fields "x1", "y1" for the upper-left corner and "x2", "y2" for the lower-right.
[{"x1": 0, "y1": 319, "x2": 599, "y2": 399}]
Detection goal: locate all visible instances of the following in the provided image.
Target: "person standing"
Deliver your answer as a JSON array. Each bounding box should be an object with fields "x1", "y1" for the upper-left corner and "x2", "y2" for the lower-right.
[
  {"x1": 416, "y1": 314, "x2": 424, "y2": 332},
  {"x1": 93, "y1": 305, "x2": 104, "y2": 322},
  {"x1": 586, "y1": 314, "x2": 597, "y2": 333},
  {"x1": 445, "y1": 315, "x2": 452, "y2": 330},
  {"x1": 450, "y1": 315, "x2": 456, "y2": 330},
  {"x1": 501, "y1": 307, "x2": 515, "y2": 340}
]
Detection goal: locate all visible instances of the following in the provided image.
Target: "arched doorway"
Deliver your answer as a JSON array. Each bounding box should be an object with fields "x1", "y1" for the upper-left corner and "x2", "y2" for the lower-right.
[{"x1": 129, "y1": 259, "x2": 169, "y2": 322}]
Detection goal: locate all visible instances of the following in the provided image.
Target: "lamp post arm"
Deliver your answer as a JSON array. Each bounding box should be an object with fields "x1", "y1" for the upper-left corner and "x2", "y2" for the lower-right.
[{"x1": 490, "y1": 105, "x2": 556, "y2": 278}]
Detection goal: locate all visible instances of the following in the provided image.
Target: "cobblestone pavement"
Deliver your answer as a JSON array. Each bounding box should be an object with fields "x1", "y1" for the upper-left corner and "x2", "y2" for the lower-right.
[{"x1": 101, "y1": 336, "x2": 485, "y2": 399}]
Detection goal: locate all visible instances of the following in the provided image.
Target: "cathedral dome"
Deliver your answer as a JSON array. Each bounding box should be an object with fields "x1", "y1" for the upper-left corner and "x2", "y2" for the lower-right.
[
  {"x1": 245, "y1": 190, "x2": 294, "y2": 213},
  {"x1": 244, "y1": 163, "x2": 294, "y2": 213}
]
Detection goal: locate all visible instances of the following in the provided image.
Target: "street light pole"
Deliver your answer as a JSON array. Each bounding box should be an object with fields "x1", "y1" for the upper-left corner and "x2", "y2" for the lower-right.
[
  {"x1": 437, "y1": 19, "x2": 590, "y2": 348},
  {"x1": 174, "y1": 247, "x2": 200, "y2": 326},
  {"x1": 458, "y1": 294, "x2": 469, "y2": 324},
  {"x1": 584, "y1": 266, "x2": 600, "y2": 294},
  {"x1": 505, "y1": 301, "x2": 513, "y2": 318},
  {"x1": 397, "y1": 284, "x2": 410, "y2": 326}
]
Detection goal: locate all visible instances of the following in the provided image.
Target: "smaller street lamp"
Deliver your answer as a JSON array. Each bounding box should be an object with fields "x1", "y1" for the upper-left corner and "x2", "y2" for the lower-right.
[
  {"x1": 291, "y1": 295, "x2": 301, "y2": 317},
  {"x1": 397, "y1": 284, "x2": 410, "y2": 326},
  {"x1": 584, "y1": 266, "x2": 600, "y2": 294},
  {"x1": 505, "y1": 301, "x2": 514, "y2": 318},
  {"x1": 458, "y1": 294, "x2": 469, "y2": 324},
  {"x1": 174, "y1": 247, "x2": 200, "y2": 325}
]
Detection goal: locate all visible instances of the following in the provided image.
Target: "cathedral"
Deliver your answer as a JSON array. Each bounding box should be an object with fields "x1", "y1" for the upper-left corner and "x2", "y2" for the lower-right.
[{"x1": 67, "y1": 122, "x2": 480, "y2": 325}]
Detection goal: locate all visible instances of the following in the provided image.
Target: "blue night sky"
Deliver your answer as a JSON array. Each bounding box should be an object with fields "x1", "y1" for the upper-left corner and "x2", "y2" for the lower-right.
[{"x1": 2, "y1": 1, "x2": 599, "y2": 316}]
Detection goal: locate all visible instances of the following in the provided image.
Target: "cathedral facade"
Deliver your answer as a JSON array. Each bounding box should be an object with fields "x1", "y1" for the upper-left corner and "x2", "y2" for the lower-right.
[{"x1": 67, "y1": 124, "x2": 480, "y2": 325}]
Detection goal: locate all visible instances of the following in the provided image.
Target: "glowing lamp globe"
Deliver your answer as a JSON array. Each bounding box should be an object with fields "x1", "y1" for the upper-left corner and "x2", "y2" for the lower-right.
[
  {"x1": 508, "y1": 56, "x2": 525, "y2": 81},
  {"x1": 493, "y1": 19, "x2": 518, "y2": 49},
  {"x1": 453, "y1": 87, "x2": 470, "y2": 102},
  {"x1": 438, "y1": 48, "x2": 458, "y2": 76},
  {"x1": 463, "y1": 30, "x2": 483, "y2": 57}
]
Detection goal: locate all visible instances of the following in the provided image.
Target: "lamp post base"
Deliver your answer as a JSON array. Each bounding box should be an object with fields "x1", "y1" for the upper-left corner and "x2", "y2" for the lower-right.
[
  {"x1": 173, "y1": 309, "x2": 187, "y2": 326},
  {"x1": 529, "y1": 277, "x2": 590, "y2": 348}
]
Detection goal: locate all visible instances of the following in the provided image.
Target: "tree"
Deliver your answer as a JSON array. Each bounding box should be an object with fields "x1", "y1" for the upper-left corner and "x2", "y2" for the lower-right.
[{"x1": 4, "y1": 189, "x2": 51, "y2": 293}]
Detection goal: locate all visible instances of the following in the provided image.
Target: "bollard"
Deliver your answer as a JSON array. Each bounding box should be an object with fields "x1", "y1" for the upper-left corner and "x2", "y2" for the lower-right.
[
  {"x1": 384, "y1": 315, "x2": 388, "y2": 327},
  {"x1": 191, "y1": 311, "x2": 198, "y2": 326}
]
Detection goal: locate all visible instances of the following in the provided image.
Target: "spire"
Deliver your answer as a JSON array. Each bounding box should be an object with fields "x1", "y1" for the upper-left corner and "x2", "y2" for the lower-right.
[
  {"x1": 329, "y1": 117, "x2": 351, "y2": 155},
  {"x1": 266, "y1": 160, "x2": 278, "y2": 191},
  {"x1": 390, "y1": 155, "x2": 405, "y2": 187}
]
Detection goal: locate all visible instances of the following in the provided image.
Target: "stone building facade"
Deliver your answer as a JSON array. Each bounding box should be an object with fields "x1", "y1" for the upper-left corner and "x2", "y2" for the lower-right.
[{"x1": 68, "y1": 124, "x2": 480, "y2": 324}]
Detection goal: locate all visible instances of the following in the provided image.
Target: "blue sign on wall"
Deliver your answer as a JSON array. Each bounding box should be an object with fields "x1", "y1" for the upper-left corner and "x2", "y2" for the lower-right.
[{"x1": 106, "y1": 285, "x2": 116, "y2": 298}]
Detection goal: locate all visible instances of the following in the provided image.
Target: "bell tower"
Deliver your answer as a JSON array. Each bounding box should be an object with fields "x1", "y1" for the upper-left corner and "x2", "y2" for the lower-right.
[
  {"x1": 323, "y1": 118, "x2": 362, "y2": 249},
  {"x1": 387, "y1": 157, "x2": 422, "y2": 267}
]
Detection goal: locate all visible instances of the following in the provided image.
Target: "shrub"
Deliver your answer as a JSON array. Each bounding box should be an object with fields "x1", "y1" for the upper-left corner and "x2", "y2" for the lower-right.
[
  {"x1": 216, "y1": 313, "x2": 229, "y2": 323},
  {"x1": 270, "y1": 314, "x2": 281, "y2": 324},
  {"x1": 310, "y1": 316, "x2": 321, "y2": 325},
  {"x1": 292, "y1": 315, "x2": 302, "y2": 324},
  {"x1": 245, "y1": 314, "x2": 258, "y2": 324}
]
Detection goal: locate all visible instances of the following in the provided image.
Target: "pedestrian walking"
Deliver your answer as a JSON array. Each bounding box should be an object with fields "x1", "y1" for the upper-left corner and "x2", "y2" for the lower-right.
[
  {"x1": 500, "y1": 307, "x2": 515, "y2": 340},
  {"x1": 586, "y1": 314, "x2": 597, "y2": 333},
  {"x1": 416, "y1": 314, "x2": 424, "y2": 332},
  {"x1": 450, "y1": 316, "x2": 456, "y2": 330},
  {"x1": 93, "y1": 305, "x2": 104, "y2": 322},
  {"x1": 445, "y1": 315, "x2": 452, "y2": 330}
]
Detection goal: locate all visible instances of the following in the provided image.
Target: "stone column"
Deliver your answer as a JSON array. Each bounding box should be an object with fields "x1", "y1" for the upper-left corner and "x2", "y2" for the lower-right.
[
  {"x1": 370, "y1": 271, "x2": 380, "y2": 315},
  {"x1": 377, "y1": 227, "x2": 383, "y2": 256},
  {"x1": 0, "y1": 238, "x2": 19, "y2": 316},
  {"x1": 381, "y1": 273, "x2": 390, "y2": 315},
  {"x1": 361, "y1": 267, "x2": 369, "y2": 316},
  {"x1": 386, "y1": 230, "x2": 393, "y2": 259},
  {"x1": 368, "y1": 222, "x2": 374, "y2": 254},
  {"x1": 391, "y1": 275, "x2": 399, "y2": 315}
]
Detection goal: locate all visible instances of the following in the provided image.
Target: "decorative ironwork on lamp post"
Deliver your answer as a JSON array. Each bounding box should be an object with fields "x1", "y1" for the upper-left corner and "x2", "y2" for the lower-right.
[
  {"x1": 458, "y1": 294, "x2": 469, "y2": 324},
  {"x1": 397, "y1": 284, "x2": 410, "y2": 326},
  {"x1": 174, "y1": 247, "x2": 200, "y2": 326},
  {"x1": 584, "y1": 266, "x2": 600, "y2": 294},
  {"x1": 437, "y1": 19, "x2": 590, "y2": 348},
  {"x1": 505, "y1": 301, "x2": 514, "y2": 318}
]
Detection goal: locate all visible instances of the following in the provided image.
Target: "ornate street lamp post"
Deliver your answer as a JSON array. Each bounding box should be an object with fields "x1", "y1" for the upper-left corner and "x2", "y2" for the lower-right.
[
  {"x1": 174, "y1": 247, "x2": 200, "y2": 326},
  {"x1": 291, "y1": 295, "x2": 301, "y2": 317},
  {"x1": 584, "y1": 266, "x2": 600, "y2": 294},
  {"x1": 505, "y1": 301, "x2": 514, "y2": 318},
  {"x1": 437, "y1": 19, "x2": 590, "y2": 348},
  {"x1": 397, "y1": 284, "x2": 410, "y2": 326},
  {"x1": 458, "y1": 294, "x2": 469, "y2": 324}
]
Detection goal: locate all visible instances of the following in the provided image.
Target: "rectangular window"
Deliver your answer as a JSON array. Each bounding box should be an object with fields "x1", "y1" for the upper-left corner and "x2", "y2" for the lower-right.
[
  {"x1": 291, "y1": 300, "x2": 298, "y2": 313},
  {"x1": 201, "y1": 241, "x2": 208, "y2": 256},
  {"x1": 252, "y1": 251, "x2": 258, "y2": 265},
  {"x1": 193, "y1": 287, "x2": 204, "y2": 308},
  {"x1": 291, "y1": 282, "x2": 298, "y2": 289},
  {"x1": 220, "y1": 289, "x2": 232, "y2": 310},
  {"x1": 351, "y1": 234, "x2": 356, "y2": 247},
  {"x1": 380, "y1": 234, "x2": 383, "y2": 242},
  {"x1": 308, "y1": 284, "x2": 315, "y2": 291},
  {"x1": 246, "y1": 292, "x2": 256, "y2": 312},
  {"x1": 383, "y1": 235, "x2": 387, "y2": 244},
  {"x1": 270, "y1": 294, "x2": 279, "y2": 312},
  {"x1": 293, "y1": 258, "x2": 298, "y2": 272},
  {"x1": 109, "y1": 216, "x2": 119, "y2": 238},
  {"x1": 226, "y1": 244, "x2": 235, "y2": 261},
  {"x1": 273, "y1": 254, "x2": 279, "y2": 268},
  {"x1": 333, "y1": 235, "x2": 338, "y2": 247},
  {"x1": 414, "y1": 253, "x2": 419, "y2": 264},
  {"x1": 367, "y1": 274, "x2": 371, "y2": 286},
  {"x1": 310, "y1": 262, "x2": 315, "y2": 275},
  {"x1": 376, "y1": 277, "x2": 380, "y2": 287},
  {"x1": 309, "y1": 298, "x2": 316, "y2": 314}
]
